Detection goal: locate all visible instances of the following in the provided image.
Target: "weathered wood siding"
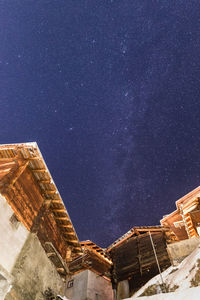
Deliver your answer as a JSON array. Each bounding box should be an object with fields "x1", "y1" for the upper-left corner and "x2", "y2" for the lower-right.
[
  {"x1": 69, "y1": 249, "x2": 112, "y2": 279},
  {"x1": 110, "y1": 232, "x2": 171, "y2": 285},
  {"x1": 1, "y1": 166, "x2": 68, "y2": 261},
  {"x1": 2, "y1": 167, "x2": 44, "y2": 230},
  {"x1": 161, "y1": 212, "x2": 188, "y2": 240},
  {"x1": 37, "y1": 209, "x2": 68, "y2": 260}
]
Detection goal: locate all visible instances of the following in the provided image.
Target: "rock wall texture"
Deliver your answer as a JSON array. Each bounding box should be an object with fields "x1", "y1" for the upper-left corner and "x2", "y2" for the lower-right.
[
  {"x1": 5, "y1": 233, "x2": 65, "y2": 300},
  {"x1": 0, "y1": 194, "x2": 29, "y2": 274},
  {"x1": 167, "y1": 237, "x2": 200, "y2": 265}
]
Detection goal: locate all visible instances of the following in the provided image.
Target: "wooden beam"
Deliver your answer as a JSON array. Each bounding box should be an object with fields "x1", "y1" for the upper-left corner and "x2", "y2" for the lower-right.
[
  {"x1": 72, "y1": 247, "x2": 83, "y2": 252},
  {"x1": 66, "y1": 239, "x2": 79, "y2": 244},
  {"x1": 137, "y1": 236, "x2": 142, "y2": 276},
  {"x1": 63, "y1": 232, "x2": 76, "y2": 236},
  {"x1": 24, "y1": 157, "x2": 39, "y2": 161},
  {"x1": 52, "y1": 209, "x2": 66, "y2": 213},
  {"x1": 51, "y1": 199, "x2": 61, "y2": 204},
  {"x1": 0, "y1": 157, "x2": 15, "y2": 162},
  {"x1": 0, "y1": 168, "x2": 11, "y2": 174},
  {"x1": 136, "y1": 228, "x2": 168, "y2": 232},
  {"x1": 44, "y1": 200, "x2": 51, "y2": 206},
  {"x1": 59, "y1": 224, "x2": 72, "y2": 228},
  {"x1": 57, "y1": 268, "x2": 65, "y2": 273},
  {"x1": 0, "y1": 161, "x2": 29, "y2": 192},
  {"x1": 134, "y1": 229, "x2": 140, "y2": 236},
  {"x1": 47, "y1": 252, "x2": 56, "y2": 258},
  {"x1": 74, "y1": 252, "x2": 83, "y2": 256},
  {"x1": 38, "y1": 180, "x2": 51, "y2": 184},
  {"x1": 32, "y1": 169, "x2": 46, "y2": 173},
  {"x1": 55, "y1": 216, "x2": 69, "y2": 220},
  {"x1": 12, "y1": 162, "x2": 29, "y2": 185},
  {"x1": 45, "y1": 190, "x2": 57, "y2": 194}
]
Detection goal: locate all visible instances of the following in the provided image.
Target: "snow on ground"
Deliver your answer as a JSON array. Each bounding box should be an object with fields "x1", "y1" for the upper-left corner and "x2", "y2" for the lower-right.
[
  {"x1": 126, "y1": 286, "x2": 200, "y2": 300},
  {"x1": 124, "y1": 244, "x2": 200, "y2": 299}
]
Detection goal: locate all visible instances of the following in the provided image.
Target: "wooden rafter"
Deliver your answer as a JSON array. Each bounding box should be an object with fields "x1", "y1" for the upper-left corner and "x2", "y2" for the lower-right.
[{"x1": 0, "y1": 142, "x2": 82, "y2": 259}]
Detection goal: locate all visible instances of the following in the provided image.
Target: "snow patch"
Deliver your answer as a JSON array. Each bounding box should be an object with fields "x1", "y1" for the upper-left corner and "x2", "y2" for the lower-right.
[{"x1": 125, "y1": 244, "x2": 200, "y2": 299}]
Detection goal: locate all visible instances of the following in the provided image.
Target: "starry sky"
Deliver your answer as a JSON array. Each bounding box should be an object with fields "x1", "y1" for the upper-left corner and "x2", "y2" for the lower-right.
[{"x1": 1, "y1": 1, "x2": 200, "y2": 247}]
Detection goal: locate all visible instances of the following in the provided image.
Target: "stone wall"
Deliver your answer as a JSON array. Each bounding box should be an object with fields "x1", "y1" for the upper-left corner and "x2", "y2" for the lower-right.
[
  {"x1": 5, "y1": 233, "x2": 66, "y2": 300},
  {"x1": 167, "y1": 237, "x2": 200, "y2": 265},
  {"x1": 0, "y1": 194, "x2": 29, "y2": 274},
  {"x1": 117, "y1": 280, "x2": 129, "y2": 300},
  {"x1": 0, "y1": 193, "x2": 67, "y2": 300}
]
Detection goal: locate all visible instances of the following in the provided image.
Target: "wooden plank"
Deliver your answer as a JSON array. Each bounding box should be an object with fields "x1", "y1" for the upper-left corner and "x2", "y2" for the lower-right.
[
  {"x1": 57, "y1": 268, "x2": 65, "y2": 273},
  {"x1": 137, "y1": 237, "x2": 142, "y2": 275},
  {"x1": 54, "y1": 216, "x2": 69, "y2": 220},
  {"x1": 45, "y1": 190, "x2": 57, "y2": 194},
  {"x1": 63, "y1": 232, "x2": 76, "y2": 236},
  {"x1": 51, "y1": 200, "x2": 62, "y2": 204},
  {"x1": 1, "y1": 161, "x2": 29, "y2": 189},
  {"x1": 67, "y1": 240, "x2": 80, "y2": 245},
  {"x1": 134, "y1": 229, "x2": 140, "y2": 235},
  {"x1": 0, "y1": 168, "x2": 11, "y2": 174},
  {"x1": 32, "y1": 169, "x2": 46, "y2": 173},
  {"x1": 59, "y1": 224, "x2": 73, "y2": 228},
  {"x1": 47, "y1": 253, "x2": 56, "y2": 258},
  {"x1": 52, "y1": 209, "x2": 66, "y2": 213},
  {"x1": 38, "y1": 180, "x2": 51, "y2": 184}
]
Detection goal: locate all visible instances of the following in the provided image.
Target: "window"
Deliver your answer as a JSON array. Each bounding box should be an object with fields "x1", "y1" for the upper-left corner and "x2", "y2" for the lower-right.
[
  {"x1": 67, "y1": 280, "x2": 74, "y2": 288},
  {"x1": 9, "y1": 213, "x2": 20, "y2": 229}
]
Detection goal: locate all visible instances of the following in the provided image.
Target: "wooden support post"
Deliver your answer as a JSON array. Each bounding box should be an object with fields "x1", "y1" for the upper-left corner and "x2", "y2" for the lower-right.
[
  {"x1": 0, "y1": 161, "x2": 29, "y2": 191},
  {"x1": 180, "y1": 204, "x2": 191, "y2": 238},
  {"x1": 149, "y1": 232, "x2": 167, "y2": 293},
  {"x1": 137, "y1": 236, "x2": 142, "y2": 276}
]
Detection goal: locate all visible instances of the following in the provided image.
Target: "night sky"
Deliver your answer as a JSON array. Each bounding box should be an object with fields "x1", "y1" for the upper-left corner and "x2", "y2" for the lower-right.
[{"x1": 1, "y1": 1, "x2": 200, "y2": 247}]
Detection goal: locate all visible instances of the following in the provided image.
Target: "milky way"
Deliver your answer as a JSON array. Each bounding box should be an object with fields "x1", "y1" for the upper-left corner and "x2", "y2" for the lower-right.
[{"x1": 1, "y1": 1, "x2": 200, "y2": 246}]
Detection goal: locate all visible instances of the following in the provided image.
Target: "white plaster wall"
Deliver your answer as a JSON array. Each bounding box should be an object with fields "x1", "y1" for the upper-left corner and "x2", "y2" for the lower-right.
[
  {"x1": 87, "y1": 270, "x2": 114, "y2": 300},
  {"x1": 65, "y1": 270, "x2": 88, "y2": 300},
  {"x1": 66, "y1": 270, "x2": 113, "y2": 300},
  {"x1": 0, "y1": 265, "x2": 13, "y2": 300},
  {"x1": 0, "y1": 194, "x2": 29, "y2": 273}
]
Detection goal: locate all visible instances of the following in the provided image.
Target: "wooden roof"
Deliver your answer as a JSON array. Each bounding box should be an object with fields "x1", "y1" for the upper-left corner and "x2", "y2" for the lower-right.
[
  {"x1": 106, "y1": 226, "x2": 169, "y2": 252},
  {"x1": 69, "y1": 240, "x2": 112, "y2": 280},
  {"x1": 81, "y1": 240, "x2": 112, "y2": 263},
  {"x1": 176, "y1": 186, "x2": 200, "y2": 208},
  {"x1": 110, "y1": 231, "x2": 171, "y2": 287},
  {"x1": 0, "y1": 142, "x2": 82, "y2": 256},
  {"x1": 160, "y1": 187, "x2": 200, "y2": 240},
  {"x1": 161, "y1": 186, "x2": 200, "y2": 223}
]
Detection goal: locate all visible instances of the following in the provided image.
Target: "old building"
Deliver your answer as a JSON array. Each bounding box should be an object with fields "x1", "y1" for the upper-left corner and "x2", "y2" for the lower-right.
[
  {"x1": 2, "y1": 142, "x2": 200, "y2": 299},
  {"x1": 160, "y1": 186, "x2": 200, "y2": 240},
  {"x1": 0, "y1": 142, "x2": 83, "y2": 299},
  {"x1": 67, "y1": 241, "x2": 113, "y2": 299},
  {"x1": 0, "y1": 142, "x2": 115, "y2": 300},
  {"x1": 106, "y1": 226, "x2": 171, "y2": 298}
]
